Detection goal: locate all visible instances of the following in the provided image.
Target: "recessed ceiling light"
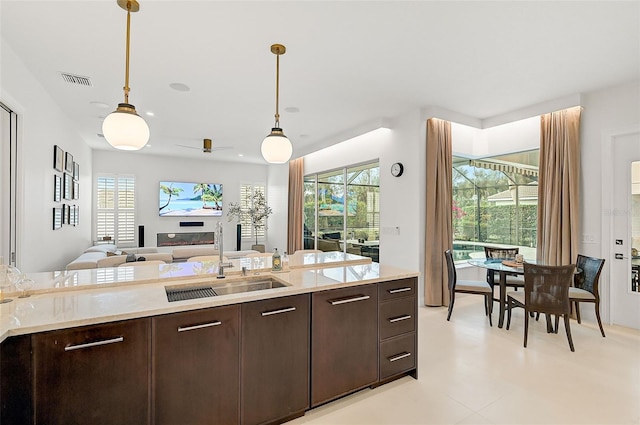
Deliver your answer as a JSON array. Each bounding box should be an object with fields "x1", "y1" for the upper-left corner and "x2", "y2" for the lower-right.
[
  {"x1": 169, "y1": 83, "x2": 190, "y2": 92},
  {"x1": 90, "y1": 101, "x2": 110, "y2": 109},
  {"x1": 146, "y1": 111, "x2": 155, "y2": 117},
  {"x1": 285, "y1": 106, "x2": 300, "y2": 113},
  {"x1": 238, "y1": 153, "x2": 244, "y2": 157}
]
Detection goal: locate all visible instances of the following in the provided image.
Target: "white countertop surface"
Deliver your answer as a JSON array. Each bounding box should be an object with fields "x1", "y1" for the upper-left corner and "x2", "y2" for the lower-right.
[{"x1": 0, "y1": 252, "x2": 418, "y2": 343}]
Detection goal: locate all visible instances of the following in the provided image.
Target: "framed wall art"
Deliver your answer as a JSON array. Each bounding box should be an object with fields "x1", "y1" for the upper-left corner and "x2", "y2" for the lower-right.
[
  {"x1": 53, "y1": 207, "x2": 62, "y2": 230},
  {"x1": 65, "y1": 152, "x2": 74, "y2": 174},
  {"x1": 53, "y1": 145, "x2": 64, "y2": 172},
  {"x1": 73, "y1": 162, "x2": 79, "y2": 181},
  {"x1": 73, "y1": 181, "x2": 79, "y2": 200},
  {"x1": 54, "y1": 175, "x2": 62, "y2": 202},
  {"x1": 63, "y1": 173, "x2": 72, "y2": 200}
]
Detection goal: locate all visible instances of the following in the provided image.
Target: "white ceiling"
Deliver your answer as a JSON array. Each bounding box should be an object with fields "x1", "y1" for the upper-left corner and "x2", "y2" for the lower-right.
[{"x1": 2, "y1": 1, "x2": 639, "y2": 164}]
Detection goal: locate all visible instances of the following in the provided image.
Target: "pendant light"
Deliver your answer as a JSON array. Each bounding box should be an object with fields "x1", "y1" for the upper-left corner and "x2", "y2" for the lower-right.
[
  {"x1": 261, "y1": 44, "x2": 293, "y2": 164},
  {"x1": 102, "y1": 0, "x2": 149, "y2": 151}
]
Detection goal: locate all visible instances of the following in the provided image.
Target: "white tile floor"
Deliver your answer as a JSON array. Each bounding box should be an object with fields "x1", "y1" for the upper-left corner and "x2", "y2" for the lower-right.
[{"x1": 289, "y1": 294, "x2": 640, "y2": 425}]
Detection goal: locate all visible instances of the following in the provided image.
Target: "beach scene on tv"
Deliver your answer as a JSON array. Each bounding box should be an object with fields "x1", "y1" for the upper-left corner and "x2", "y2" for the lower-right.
[{"x1": 159, "y1": 181, "x2": 223, "y2": 217}]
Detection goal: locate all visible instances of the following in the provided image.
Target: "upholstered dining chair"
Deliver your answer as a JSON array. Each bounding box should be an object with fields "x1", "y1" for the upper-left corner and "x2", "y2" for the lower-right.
[
  {"x1": 571, "y1": 254, "x2": 606, "y2": 337},
  {"x1": 444, "y1": 250, "x2": 493, "y2": 326},
  {"x1": 506, "y1": 262, "x2": 576, "y2": 352}
]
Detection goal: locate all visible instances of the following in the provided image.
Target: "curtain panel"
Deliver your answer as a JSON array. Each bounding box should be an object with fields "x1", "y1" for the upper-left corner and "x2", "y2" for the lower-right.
[
  {"x1": 537, "y1": 107, "x2": 581, "y2": 265},
  {"x1": 425, "y1": 118, "x2": 453, "y2": 306},
  {"x1": 287, "y1": 157, "x2": 304, "y2": 255}
]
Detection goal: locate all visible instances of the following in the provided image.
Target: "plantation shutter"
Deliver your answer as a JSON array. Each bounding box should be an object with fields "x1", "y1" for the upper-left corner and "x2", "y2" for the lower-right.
[
  {"x1": 96, "y1": 175, "x2": 135, "y2": 245},
  {"x1": 239, "y1": 184, "x2": 266, "y2": 239}
]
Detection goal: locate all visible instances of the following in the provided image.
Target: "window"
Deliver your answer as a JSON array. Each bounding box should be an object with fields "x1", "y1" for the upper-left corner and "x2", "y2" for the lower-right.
[
  {"x1": 96, "y1": 175, "x2": 136, "y2": 245},
  {"x1": 305, "y1": 161, "x2": 380, "y2": 261},
  {"x1": 239, "y1": 184, "x2": 266, "y2": 241},
  {"x1": 452, "y1": 150, "x2": 539, "y2": 262}
]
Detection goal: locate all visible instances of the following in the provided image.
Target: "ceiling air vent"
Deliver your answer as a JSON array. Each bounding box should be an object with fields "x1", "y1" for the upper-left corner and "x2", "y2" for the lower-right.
[{"x1": 60, "y1": 72, "x2": 92, "y2": 87}]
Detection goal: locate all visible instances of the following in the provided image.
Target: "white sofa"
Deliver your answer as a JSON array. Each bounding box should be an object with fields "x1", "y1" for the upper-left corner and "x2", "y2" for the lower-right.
[{"x1": 66, "y1": 244, "x2": 259, "y2": 270}]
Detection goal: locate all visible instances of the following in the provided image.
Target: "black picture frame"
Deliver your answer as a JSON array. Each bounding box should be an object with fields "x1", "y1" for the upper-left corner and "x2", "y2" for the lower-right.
[
  {"x1": 54, "y1": 175, "x2": 62, "y2": 202},
  {"x1": 73, "y1": 162, "x2": 79, "y2": 181},
  {"x1": 69, "y1": 205, "x2": 76, "y2": 226},
  {"x1": 65, "y1": 152, "x2": 74, "y2": 173},
  {"x1": 75, "y1": 205, "x2": 79, "y2": 226},
  {"x1": 53, "y1": 145, "x2": 64, "y2": 172},
  {"x1": 53, "y1": 207, "x2": 62, "y2": 230},
  {"x1": 73, "y1": 181, "x2": 79, "y2": 200},
  {"x1": 63, "y1": 173, "x2": 72, "y2": 200}
]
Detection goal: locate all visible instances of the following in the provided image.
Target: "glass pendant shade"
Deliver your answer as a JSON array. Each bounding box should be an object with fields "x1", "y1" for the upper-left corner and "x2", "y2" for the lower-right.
[
  {"x1": 261, "y1": 127, "x2": 292, "y2": 164},
  {"x1": 102, "y1": 103, "x2": 150, "y2": 150}
]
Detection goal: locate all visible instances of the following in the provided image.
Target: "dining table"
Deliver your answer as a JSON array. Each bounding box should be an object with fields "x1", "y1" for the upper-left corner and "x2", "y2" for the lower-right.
[{"x1": 467, "y1": 258, "x2": 526, "y2": 328}]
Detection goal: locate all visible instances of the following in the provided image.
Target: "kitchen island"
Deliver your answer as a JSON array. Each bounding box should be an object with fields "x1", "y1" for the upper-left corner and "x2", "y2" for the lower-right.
[{"x1": 0, "y1": 252, "x2": 418, "y2": 425}]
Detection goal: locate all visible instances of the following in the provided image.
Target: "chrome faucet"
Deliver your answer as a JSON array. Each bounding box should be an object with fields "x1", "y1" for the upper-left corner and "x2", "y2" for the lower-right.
[{"x1": 216, "y1": 221, "x2": 225, "y2": 279}]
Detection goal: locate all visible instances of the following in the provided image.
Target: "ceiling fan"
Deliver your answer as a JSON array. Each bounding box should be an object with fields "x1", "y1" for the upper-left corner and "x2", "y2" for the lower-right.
[{"x1": 176, "y1": 138, "x2": 232, "y2": 153}]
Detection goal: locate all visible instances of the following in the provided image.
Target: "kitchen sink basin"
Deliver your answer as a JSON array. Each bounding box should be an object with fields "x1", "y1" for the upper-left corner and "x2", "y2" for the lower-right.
[{"x1": 166, "y1": 278, "x2": 288, "y2": 302}]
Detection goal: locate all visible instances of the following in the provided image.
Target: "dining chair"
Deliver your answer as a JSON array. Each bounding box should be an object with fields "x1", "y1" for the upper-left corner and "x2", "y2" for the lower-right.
[
  {"x1": 506, "y1": 262, "x2": 576, "y2": 352},
  {"x1": 571, "y1": 254, "x2": 606, "y2": 337},
  {"x1": 444, "y1": 250, "x2": 493, "y2": 326}
]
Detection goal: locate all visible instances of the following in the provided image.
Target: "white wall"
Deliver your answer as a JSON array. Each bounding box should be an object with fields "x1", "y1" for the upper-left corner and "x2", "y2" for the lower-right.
[
  {"x1": 452, "y1": 117, "x2": 540, "y2": 157},
  {"x1": 1, "y1": 39, "x2": 92, "y2": 273},
  {"x1": 92, "y1": 150, "x2": 269, "y2": 253}
]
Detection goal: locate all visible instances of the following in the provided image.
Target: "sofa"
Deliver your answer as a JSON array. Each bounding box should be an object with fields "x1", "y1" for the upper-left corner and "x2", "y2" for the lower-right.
[{"x1": 66, "y1": 244, "x2": 259, "y2": 270}]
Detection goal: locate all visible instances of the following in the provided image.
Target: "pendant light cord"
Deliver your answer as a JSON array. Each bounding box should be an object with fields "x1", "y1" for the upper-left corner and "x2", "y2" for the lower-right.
[
  {"x1": 274, "y1": 52, "x2": 280, "y2": 127},
  {"x1": 123, "y1": 1, "x2": 132, "y2": 104}
]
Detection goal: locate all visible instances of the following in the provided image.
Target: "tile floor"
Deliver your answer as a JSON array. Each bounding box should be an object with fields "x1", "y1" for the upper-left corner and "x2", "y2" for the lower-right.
[{"x1": 289, "y1": 294, "x2": 640, "y2": 425}]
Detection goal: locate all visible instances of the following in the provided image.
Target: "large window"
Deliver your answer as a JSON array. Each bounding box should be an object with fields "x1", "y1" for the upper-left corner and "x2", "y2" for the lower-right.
[
  {"x1": 96, "y1": 175, "x2": 136, "y2": 246},
  {"x1": 304, "y1": 161, "x2": 380, "y2": 261},
  {"x1": 452, "y1": 150, "x2": 539, "y2": 261}
]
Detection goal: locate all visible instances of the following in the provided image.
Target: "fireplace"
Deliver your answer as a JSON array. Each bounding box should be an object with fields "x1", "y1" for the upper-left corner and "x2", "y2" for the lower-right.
[{"x1": 157, "y1": 232, "x2": 215, "y2": 247}]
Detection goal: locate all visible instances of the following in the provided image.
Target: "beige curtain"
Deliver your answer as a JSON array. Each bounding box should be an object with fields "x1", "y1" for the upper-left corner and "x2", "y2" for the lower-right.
[
  {"x1": 537, "y1": 107, "x2": 581, "y2": 265},
  {"x1": 425, "y1": 118, "x2": 453, "y2": 306},
  {"x1": 287, "y1": 157, "x2": 304, "y2": 255}
]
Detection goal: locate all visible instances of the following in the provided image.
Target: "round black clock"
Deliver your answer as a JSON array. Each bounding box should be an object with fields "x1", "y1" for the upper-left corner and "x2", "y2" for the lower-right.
[{"x1": 391, "y1": 162, "x2": 404, "y2": 177}]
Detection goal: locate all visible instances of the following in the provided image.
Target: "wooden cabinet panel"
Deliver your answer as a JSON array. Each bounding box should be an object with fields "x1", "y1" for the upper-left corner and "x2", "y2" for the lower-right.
[
  {"x1": 379, "y1": 333, "x2": 416, "y2": 380},
  {"x1": 311, "y1": 284, "x2": 378, "y2": 407},
  {"x1": 379, "y1": 296, "x2": 416, "y2": 340},
  {"x1": 241, "y1": 294, "x2": 310, "y2": 425},
  {"x1": 152, "y1": 305, "x2": 240, "y2": 425},
  {"x1": 33, "y1": 318, "x2": 150, "y2": 425},
  {"x1": 378, "y1": 278, "x2": 416, "y2": 302},
  {"x1": 1, "y1": 335, "x2": 32, "y2": 424}
]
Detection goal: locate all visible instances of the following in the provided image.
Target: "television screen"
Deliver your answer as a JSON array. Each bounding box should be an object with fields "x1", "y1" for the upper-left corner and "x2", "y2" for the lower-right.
[{"x1": 159, "y1": 181, "x2": 223, "y2": 217}]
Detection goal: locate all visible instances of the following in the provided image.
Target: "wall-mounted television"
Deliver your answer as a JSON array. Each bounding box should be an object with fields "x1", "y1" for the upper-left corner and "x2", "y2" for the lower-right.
[{"x1": 159, "y1": 181, "x2": 223, "y2": 217}]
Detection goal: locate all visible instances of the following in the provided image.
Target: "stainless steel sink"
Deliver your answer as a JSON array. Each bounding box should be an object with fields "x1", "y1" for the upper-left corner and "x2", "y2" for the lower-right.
[{"x1": 166, "y1": 278, "x2": 288, "y2": 302}]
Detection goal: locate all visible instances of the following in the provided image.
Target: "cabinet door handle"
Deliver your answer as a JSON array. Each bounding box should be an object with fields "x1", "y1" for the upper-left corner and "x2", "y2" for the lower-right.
[
  {"x1": 178, "y1": 321, "x2": 222, "y2": 332},
  {"x1": 388, "y1": 315, "x2": 412, "y2": 323},
  {"x1": 328, "y1": 295, "x2": 370, "y2": 305},
  {"x1": 388, "y1": 352, "x2": 411, "y2": 362},
  {"x1": 261, "y1": 306, "x2": 296, "y2": 316},
  {"x1": 388, "y1": 287, "x2": 412, "y2": 294},
  {"x1": 64, "y1": 337, "x2": 124, "y2": 352}
]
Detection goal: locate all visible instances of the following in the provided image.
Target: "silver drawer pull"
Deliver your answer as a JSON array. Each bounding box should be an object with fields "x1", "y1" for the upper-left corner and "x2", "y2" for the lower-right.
[
  {"x1": 261, "y1": 306, "x2": 296, "y2": 316},
  {"x1": 388, "y1": 287, "x2": 412, "y2": 294},
  {"x1": 178, "y1": 321, "x2": 222, "y2": 332},
  {"x1": 388, "y1": 352, "x2": 411, "y2": 362},
  {"x1": 64, "y1": 337, "x2": 124, "y2": 352},
  {"x1": 389, "y1": 315, "x2": 412, "y2": 323},
  {"x1": 329, "y1": 295, "x2": 370, "y2": 305}
]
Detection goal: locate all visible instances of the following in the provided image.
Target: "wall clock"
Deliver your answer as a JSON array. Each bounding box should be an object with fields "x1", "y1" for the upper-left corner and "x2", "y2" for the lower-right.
[{"x1": 391, "y1": 162, "x2": 404, "y2": 177}]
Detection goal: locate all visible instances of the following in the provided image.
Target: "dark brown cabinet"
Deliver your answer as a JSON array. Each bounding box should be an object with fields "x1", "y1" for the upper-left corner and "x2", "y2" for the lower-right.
[
  {"x1": 241, "y1": 294, "x2": 310, "y2": 425},
  {"x1": 32, "y1": 318, "x2": 151, "y2": 425},
  {"x1": 378, "y1": 278, "x2": 417, "y2": 381},
  {"x1": 152, "y1": 305, "x2": 240, "y2": 425},
  {"x1": 311, "y1": 284, "x2": 378, "y2": 407}
]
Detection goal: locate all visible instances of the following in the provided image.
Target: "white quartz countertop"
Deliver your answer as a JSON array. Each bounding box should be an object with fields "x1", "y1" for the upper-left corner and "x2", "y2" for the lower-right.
[{"x1": 0, "y1": 253, "x2": 418, "y2": 343}]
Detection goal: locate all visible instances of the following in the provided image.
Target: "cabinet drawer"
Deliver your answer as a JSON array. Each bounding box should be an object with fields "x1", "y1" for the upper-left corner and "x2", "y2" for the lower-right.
[
  {"x1": 379, "y1": 297, "x2": 416, "y2": 340},
  {"x1": 379, "y1": 333, "x2": 416, "y2": 380},
  {"x1": 379, "y1": 278, "x2": 416, "y2": 302}
]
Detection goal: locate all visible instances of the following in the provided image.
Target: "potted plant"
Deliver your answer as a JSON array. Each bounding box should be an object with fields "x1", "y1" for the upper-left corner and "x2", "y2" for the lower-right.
[{"x1": 227, "y1": 190, "x2": 272, "y2": 252}]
